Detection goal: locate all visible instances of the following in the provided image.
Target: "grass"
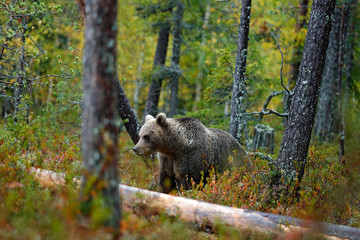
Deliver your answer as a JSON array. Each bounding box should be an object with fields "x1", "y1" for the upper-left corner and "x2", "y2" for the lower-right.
[{"x1": 0, "y1": 115, "x2": 359, "y2": 239}]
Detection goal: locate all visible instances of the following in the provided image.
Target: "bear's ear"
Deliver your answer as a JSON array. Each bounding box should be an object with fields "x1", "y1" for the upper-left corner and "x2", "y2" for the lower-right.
[
  {"x1": 145, "y1": 115, "x2": 154, "y2": 122},
  {"x1": 156, "y1": 113, "x2": 167, "y2": 126}
]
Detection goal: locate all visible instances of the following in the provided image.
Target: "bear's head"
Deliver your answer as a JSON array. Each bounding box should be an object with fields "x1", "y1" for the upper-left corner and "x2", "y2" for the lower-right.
[{"x1": 132, "y1": 113, "x2": 167, "y2": 156}]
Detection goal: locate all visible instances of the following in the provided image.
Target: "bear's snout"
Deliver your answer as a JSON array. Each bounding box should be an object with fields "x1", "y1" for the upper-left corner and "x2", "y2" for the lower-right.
[
  {"x1": 132, "y1": 146, "x2": 139, "y2": 154},
  {"x1": 132, "y1": 145, "x2": 150, "y2": 156}
]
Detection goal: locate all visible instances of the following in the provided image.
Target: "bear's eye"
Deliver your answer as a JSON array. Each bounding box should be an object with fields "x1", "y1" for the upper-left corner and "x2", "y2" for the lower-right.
[{"x1": 143, "y1": 135, "x2": 150, "y2": 141}]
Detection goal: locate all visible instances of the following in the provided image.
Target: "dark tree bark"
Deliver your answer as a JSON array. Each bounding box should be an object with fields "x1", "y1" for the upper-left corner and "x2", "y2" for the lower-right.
[
  {"x1": 342, "y1": 0, "x2": 357, "y2": 162},
  {"x1": 115, "y1": 78, "x2": 141, "y2": 144},
  {"x1": 314, "y1": 0, "x2": 354, "y2": 162},
  {"x1": 313, "y1": 3, "x2": 342, "y2": 142},
  {"x1": 81, "y1": 0, "x2": 121, "y2": 231},
  {"x1": 338, "y1": 0, "x2": 356, "y2": 161},
  {"x1": 229, "y1": 0, "x2": 252, "y2": 143},
  {"x1": 283, "y1": 0, "x2": 309, "y2": 124},
  {"x1": 143, "y1": 21, "x2": 171, "y2": 120},
  {"x1": 168, "y1": 1, "x2": 184, "y2": 117},
  {"x1": 276, "y1": 0, "x2": 336, "y2": 182}
]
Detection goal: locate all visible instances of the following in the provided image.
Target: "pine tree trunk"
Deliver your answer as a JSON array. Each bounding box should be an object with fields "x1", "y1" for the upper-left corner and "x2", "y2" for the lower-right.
[
  {"x1": 143, "y1": 21, "x2": 171, "y2": 120},
  {"x1": 276, "y1": 0, "x2": 335, "y2": 182},
  {"x1": 283, "y1": 0, "x2": 309, "y2": 125},
  {"x1": 115, "y1": 78, "x2": 141, "y2": 144},
  {"x1": 168, "y1": 1, "x2": 184, "y2": 117},
  {"x1": 338, "y1": 0, "x2": 355, "y2": 162},
  {"x1": 342, "y1": 0, "x2": 356, "y2": 149},
  {"x1": 313, "y1": 3, "x2": 342, "y2": 142},
  {"x1": 81, "y1": 0, "x2": 121, "y2": 231},
  {"x1": 229, "y1": 0, "x2": 252, "y2": 143}
]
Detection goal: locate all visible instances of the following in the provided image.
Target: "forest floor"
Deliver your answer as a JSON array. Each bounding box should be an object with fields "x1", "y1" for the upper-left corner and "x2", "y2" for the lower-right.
[{"x1": 0, "y1": 116, "x2": 360, "y2": 239}]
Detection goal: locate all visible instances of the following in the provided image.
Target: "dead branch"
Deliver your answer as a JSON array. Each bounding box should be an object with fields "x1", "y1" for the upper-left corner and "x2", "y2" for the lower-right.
[
  {"x1": 270, "y1": 31, "x2": 290, "y2": 95},
  {"x1": 243, "y1": 108, "x2": 288, "y2": 118},
  {"x1": 248, "y1": 151, "x2": 276, "y2": 165}
]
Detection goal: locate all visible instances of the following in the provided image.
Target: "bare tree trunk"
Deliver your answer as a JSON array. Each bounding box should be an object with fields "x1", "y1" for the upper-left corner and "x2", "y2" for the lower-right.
[
  {"x1": 133, "y1": 39, "x2": 145, "y2": 116},
  {"x1": 192, "y1": 2, "x2": 210, "y2": 112},
  {"x1": 229, "y1": 0, "x2": 252, "y2": 143},
  {"x1": 81, "y1": 0, "x2": 121, "y2": 231},
  {"x1": 115, "y1": 78, "x2": 141, "y2": 144},
  {"x1": 342, "y1": 0, "x2": 357, "y2": 156},
  {"x1": 283, "y1": 0, "x2": 309, "y2": 124},
  {"x1": 168, "y1": 1, "x2": 184, "y2": 117},
  {"x1": 143, "y1": 21, "x2": 171, "y2": 120},
  {"x1": 14, "y1": 27, "x2": 27, "y2": 124},
  {"x1": 313, "y1": 3, "x2": 342, "y2": 142},
  {"x1": 276, "y1": 0, "x2": 335, "y2": 182},
  {"x1": 338, "y1": 0, "x2": 357, "y2": 162}
]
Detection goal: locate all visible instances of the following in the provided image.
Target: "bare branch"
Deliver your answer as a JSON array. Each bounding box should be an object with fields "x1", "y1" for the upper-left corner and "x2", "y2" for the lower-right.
[
  {"x1": 263, "y1": 90, "x2": 284, "y2": 109},
  {"x1": 270, "y1": 31, "x2": 290, "y2": 95},
  {"x1": 248, "y1": 151, "x2": 276, "y2": 165},
  {"x1": 243, "y1": 108, "x2": 288, "y2": 118}
]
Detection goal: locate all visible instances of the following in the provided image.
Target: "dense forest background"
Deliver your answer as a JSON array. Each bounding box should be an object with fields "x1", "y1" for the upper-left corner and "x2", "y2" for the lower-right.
[{"x1": 1, "y1": 0, "x2": 360, "y2": 239}]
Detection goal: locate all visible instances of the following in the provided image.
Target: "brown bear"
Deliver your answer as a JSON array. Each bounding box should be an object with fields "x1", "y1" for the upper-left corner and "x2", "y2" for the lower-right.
[{"x1": 133, "y1": 113, "x2": 251, "y2": 193}]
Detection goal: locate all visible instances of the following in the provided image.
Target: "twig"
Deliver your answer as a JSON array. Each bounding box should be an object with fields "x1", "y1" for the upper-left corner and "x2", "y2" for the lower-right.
[
  {"x1": 243, "y1": 108, "x2": 288, "y2": 118},
  {"x1": 270, "y1": 31, "x2": 290, "y2": 95},
  {"x1": 262, "y1": 90, "x2": 284, "y2": 109},
  {"x1": 248, "y1": 152, "x2": 276, "y2": 165}
]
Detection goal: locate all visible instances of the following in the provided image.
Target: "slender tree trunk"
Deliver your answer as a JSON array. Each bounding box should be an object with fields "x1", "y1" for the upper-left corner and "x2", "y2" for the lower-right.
[
  {"x1": 192, "y1": 2, "x2": 211, "y2": 112},
  {"x1": 115, "y1": 78, "x2": 141, "y2": 144},
  {"x1": 343, "y1": 0, "x2": 356, "y2": 142},
  {"x1": 276, "y1": 0, "x2": 335, "y2": 182},
  {"x1": 81, "y1": 0, "x2": 121, "y2": 231},
  {"x1": 14, "y1": 27, "x2": 27, "y2": 124},
  {"x1": 133, "y1": 39, "x2": 145, "y2": 116},
  {"x1": 143, "y1": 21, "x2": 171, "y2": 120},
  {"x1": 338, "y1": 3, "x2": 346, "y2": 162},
  {"x1": 229, "y1": 0, "x2": 252, "y2": 143},
  {"x1": 313, "y1": 3, "x2": 342, "y2": 142},
  {"x1": 338, "y1": 0, "x2": 356, "y2": 162},
  {"x1": 168, "y1": 1, "x2": 184, "y2": 117}
]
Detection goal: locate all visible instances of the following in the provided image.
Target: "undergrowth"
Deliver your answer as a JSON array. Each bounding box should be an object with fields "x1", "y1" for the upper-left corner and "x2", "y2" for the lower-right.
[{"x1": 1, "y1": 113, "x2": 360, "y2": 239}]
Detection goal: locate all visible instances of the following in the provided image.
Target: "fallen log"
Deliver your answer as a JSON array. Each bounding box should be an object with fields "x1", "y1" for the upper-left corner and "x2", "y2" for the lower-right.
[{"x1": 29, "y1": 168, "x2": 360, "y2": 239}]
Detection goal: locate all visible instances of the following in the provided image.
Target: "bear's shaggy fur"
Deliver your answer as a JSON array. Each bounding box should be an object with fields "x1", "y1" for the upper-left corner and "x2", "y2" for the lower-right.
[{"x1": 133, "y1": 113, "x2": 251, "y2": 193}]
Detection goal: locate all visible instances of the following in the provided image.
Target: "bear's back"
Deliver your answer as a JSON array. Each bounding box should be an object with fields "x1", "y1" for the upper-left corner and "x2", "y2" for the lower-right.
[{"x1": 207, "y1": 128, "x2": 249, "y2": 171}]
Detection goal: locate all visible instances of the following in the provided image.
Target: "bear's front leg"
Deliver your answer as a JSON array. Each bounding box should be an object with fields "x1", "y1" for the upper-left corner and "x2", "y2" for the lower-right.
[
  {"x1": 158, "y1": 155, "x2": 176, "y2": 193},
  {"x1": 159, "y1": 171, "x2": 176, "y2": 193}
]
